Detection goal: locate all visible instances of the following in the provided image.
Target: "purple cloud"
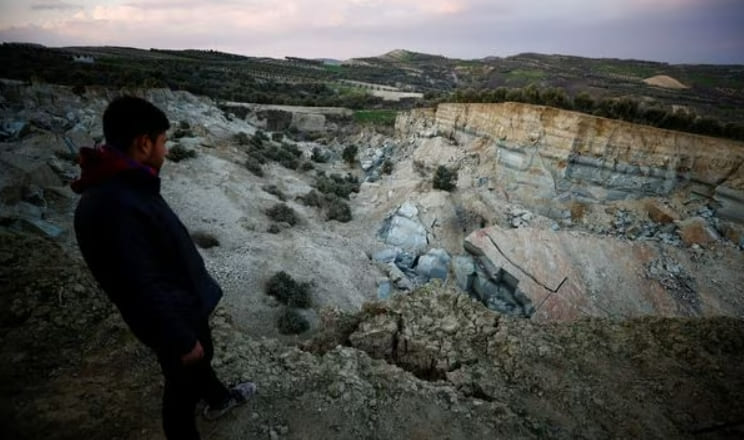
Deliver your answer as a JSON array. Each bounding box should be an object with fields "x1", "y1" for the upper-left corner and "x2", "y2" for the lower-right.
[
  {"x1": 0, "y1": 0, "x2": 741, "y2": 63},
  {"x1": 31, "y1": 2, "x2": 81, "y2": 11}
]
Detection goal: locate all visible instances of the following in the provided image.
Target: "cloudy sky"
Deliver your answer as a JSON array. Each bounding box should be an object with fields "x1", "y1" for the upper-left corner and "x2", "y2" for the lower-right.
[{"x1": 0, "y1": 0, "x2": 742, "y2": 63}]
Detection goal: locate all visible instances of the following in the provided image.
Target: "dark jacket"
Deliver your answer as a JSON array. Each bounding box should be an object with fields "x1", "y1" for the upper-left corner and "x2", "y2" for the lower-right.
[{"x1": 73, "y1": 146, "x2": 222, "y2": 357}]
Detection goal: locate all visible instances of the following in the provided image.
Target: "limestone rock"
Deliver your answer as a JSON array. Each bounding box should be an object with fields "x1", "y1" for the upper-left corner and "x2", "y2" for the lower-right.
[
  {"x1": 397, "y1": 201, "x2": 419, "y2": 219},
  {"x1": 376, "y1": 278, "x2": 392, "y2": 300},
  {"x1": 452, "y1": 255, "x2": 476, "y2": 292},
  {"x1": 399, "y1": 103, "x2": 744, "y2": 206},
  {"x1": 415, "y1": 248, "x2": 451, "y2": 281},
  {"x1": 463, "y1": 225, "x2": 742, "y2": 320},
  {"x1": 387, "y1": 263, "x2": 413, "y2": 291},
  {"x1": 372, "y1": 247, "x2": 401, "y2": 264},
  {"x1": 378, "y1": 204, "x2": 428, "y2": 253}
]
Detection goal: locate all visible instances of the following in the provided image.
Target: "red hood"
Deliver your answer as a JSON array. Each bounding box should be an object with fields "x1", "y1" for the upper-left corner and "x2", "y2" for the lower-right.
[{"x1": 71, "y1": 145, "x2": 158, "y2": 194}]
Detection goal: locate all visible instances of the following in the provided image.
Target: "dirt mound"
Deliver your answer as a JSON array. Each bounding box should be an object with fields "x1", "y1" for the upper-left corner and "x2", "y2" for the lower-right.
[{"x1": 643, "y1": 75, "x2": 689, "y2": 89}]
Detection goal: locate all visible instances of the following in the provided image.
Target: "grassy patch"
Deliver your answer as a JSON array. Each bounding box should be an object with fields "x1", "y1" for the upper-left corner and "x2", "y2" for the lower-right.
[
  {"x1": 322, "y1": 64, "x2": 344, "y2": 73},
  {"x1": 505, "y1": 69, "x2": 546, "y2": 84}
]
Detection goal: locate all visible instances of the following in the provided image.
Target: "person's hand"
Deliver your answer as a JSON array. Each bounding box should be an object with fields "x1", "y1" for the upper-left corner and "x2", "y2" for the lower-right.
[{"x1": 181, "y1": 340, "x2": 204, "y2": 365}]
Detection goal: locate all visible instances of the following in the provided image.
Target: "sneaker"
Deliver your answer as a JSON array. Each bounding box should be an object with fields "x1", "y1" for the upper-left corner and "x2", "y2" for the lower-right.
[{"x1": 203, "y1": 382, "x2": 257, "y2": 421}]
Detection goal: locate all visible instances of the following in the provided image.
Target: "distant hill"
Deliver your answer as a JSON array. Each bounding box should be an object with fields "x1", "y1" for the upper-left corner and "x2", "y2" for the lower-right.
[{"x1": 0, "y1": 42, "x2": 742, "y2": 134}]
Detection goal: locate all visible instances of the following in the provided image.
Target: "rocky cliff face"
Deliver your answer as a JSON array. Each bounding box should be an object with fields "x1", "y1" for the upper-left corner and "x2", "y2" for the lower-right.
[
  {"x1": 397, "y1": 103, "x2": 744, "y2": 223},
  {"x1": 395, "y1": 103, "x2": 744, "y2": 322}
]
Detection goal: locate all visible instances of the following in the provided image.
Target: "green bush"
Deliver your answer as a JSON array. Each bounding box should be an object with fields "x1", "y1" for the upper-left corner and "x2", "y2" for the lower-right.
[
  {"x1": 266, "y1": 271, "x2": 312, "y2": 308},
  {"x1": 261, "y1": 143, "x2": 302, "y2": 170},
  {"x1": 299, "y1": 161, "x2": 315, "y2": 172},
  {"x1": 262, "y1": 184, "x2": 286, "y2": 201},
  {"x1": 234, "y1": 131, "x2": 250, "y2": 145},
  {"x1": 167, "y1": 144, "x2": 197, "y2": 162},
  {"x1": 265, "y1": 203, "x2": 299, "y2": 226},
  {"x1": 172, "y1": 120, "x2": 194, "y2": 138},
  {"x1": 277, "y1": 307, "x2": 310, "y2": 334},
  {"x1": 433, "y1": 165, "x2": 457, "y2": 191},
  {"x1": 254, "y1": 130, "x2": 269, "y2": 142},
  {"x1": 573, "y1": 92, "x2": 595, "y2": 113},
  {"x1": 298, "y1": 190, "x2": 324, "y2": 207},
  {"x1": 314, "y1": 172, "x2": 360, "y2": 199},
  {"x1": 245, "y1": 157, "x2": 264, "y2": 176},
  {"x1": 342, "y1": 144, "x2": 358, "y2": 165},
  {"x1": 311, "y1": 146, "x2": 328, "y2": 163},
  {"x1": 381, "y1": 159, "x2": 394, "y2": 175},
  {"x1": 271, "y1": 132, "x2": 283, "y2": 142},
  {"x1": 71, "y1": 84, "x2": 86, "y2": 96},
  {"x1": 326, "y1": 197, "x2": 352, "y2": 222},
  {"x1": 267, "y1": 223, "x2": 281, "y2": 234}
]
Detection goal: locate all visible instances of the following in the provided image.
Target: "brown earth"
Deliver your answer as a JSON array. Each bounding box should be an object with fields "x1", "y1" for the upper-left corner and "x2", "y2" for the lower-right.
[
  {"x1": 644, "y1": 75, "x2": 690, "y2": 89},
  {"x1": 3, "y1": 231, "x2": 744, "y2": 440}
]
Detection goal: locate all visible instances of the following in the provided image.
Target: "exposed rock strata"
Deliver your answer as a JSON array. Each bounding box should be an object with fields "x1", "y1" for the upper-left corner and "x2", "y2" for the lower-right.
[{"x1": 397, "y1": 103, "x2": 744, "y2": 222}]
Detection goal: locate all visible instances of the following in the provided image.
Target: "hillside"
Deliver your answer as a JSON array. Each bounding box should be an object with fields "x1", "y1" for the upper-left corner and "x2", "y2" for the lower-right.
[
  {"x1": 2, "y1": 81, "x2": 744, "y2": 438},
  {"x1": 1, "y1": 43, "x2": 743, "y2": 133}
]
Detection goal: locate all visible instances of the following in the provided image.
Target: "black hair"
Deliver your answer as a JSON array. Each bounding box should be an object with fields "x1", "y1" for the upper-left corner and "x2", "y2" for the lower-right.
[{"x1": 102, "y1": 96, "x2": 170, "y2": 151}]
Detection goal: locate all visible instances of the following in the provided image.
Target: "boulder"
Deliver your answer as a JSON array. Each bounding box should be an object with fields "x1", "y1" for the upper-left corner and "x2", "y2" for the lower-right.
[
  {"x1": 376, "y1": 278, "x2": 392, "y2": 300},
  {"x1": 387, "y1": 263, "x2": 413, "y2": 291},
  {"x1": 394, "y1": 252, "x2": 416, "y2": 270},
  {"x1": 676, "y1": 217, "x2": 719, "y2": 247},
  {"x1": 380, "y1": 214, "x2": 428, "y2": 253},
  {"x1": 452, "y1": 255, "x2": 475, "y2": 291},
  {"x1": 0, "y1": 152, "x2": 63, "y2": 188},
  {"x1": 397, "y1": 201, "x2": 419, "y2": 219},
  {"x1": 372, "y1": 247, "x2": 401, "y2": 264},
  {"x1": 0, "y1": 120, "x2": 30, "y2": 141},
  {"x1": 415, "y1": 248, "x2": 451, "y2": 281},
  {"x1": 644, "y1": 200, "x2": 679, "y2": 224}
]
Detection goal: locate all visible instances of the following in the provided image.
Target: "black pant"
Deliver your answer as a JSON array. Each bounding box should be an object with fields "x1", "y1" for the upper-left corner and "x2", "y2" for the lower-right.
[{"x1": 157, "y1": 319, "x2": 229, "y2": 440}]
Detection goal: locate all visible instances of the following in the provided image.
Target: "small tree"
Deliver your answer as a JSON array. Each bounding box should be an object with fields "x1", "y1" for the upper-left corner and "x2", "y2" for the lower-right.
[
  {"x1": 342, "y1": 144, "x2": 358, "y2": 165},
  {"x1": 381, "y1": 159, "x2": 394, "y2": 175},
  {"x1": 573, "y1": 92, "x2": 595, "y2": 113},
  {"x1": 433, "y1": 165, "x2": 457, "y2": 192},
  {"x1": 167, "y1": 145, "x2": 197, "y2": 162},
  {"x1": 311, "y1": 147, "x2": 328, "y2": 163},
  {"x1": 277, "y1": 307, "x2": 310, "y2": 334},
  {"x1": 326, "y1": 197, "x2": 352, "y2": 223}
]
